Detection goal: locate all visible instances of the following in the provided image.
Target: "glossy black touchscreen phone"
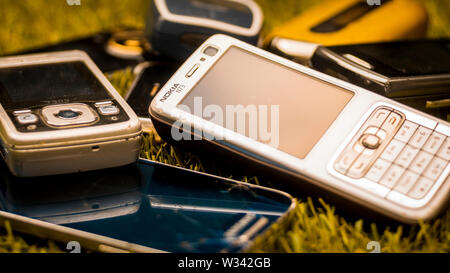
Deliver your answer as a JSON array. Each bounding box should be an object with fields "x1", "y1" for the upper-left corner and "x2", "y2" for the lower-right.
[{"x1": 0, "y1": 159, "x2": 294, "y2": 253}]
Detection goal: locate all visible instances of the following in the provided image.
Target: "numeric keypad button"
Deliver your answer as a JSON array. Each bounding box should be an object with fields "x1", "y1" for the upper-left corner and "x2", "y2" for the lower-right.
[
  {"x1": 393, "y1": 171, "x2": 419, "y2": 194},
  {"x1": 395, "y1": 145, "x2": 420, "y2": 168},
  {"x1": 380, "y1": 165, "x2": 405, "y2": 189},
  {"x1": 395, "y1": 121, "x2": 418, "y2": 143},
  {"x1": 423, "y1": 157, "x2": 447, "y2": 180},
  {"x1": 408, "y1": 177, "x2": 435, "y2": 200},
  {"x1": 365, "y1": 158, "x2": 390, "y2": 182},
  {"x1": 422, "y1": 132, "x2": 446, "y2": 155},
  {"x1": 409, "y1": 151, "x2": 433, "y2": 174},
  {"x1": 381, "y1": 139, "x2": 405, "y2": 162},
  {"x1": 436, "y1": 137, "x2": 450, "y2": 161},
  {"x1": 409, "y1": 126, "x2": 432, "y2": 149}
]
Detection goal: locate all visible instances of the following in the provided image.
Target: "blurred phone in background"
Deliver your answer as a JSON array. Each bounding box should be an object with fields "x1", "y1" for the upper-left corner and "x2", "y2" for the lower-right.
[
  {"x1": 0, "y1": 159, "x2": 294, "y2": 253},
  {"x1": 264, "y1": 0, "x2": 428, "y2": 48},
  {"x1": 146, "y1": 0, "x2": 263, "y2": 61},
  {"x1": 6, "y1": 29, "x2": 149, "y2": 73},
  {"x1": 269, "y1": 38, "x2": 450, "y2": 121}
]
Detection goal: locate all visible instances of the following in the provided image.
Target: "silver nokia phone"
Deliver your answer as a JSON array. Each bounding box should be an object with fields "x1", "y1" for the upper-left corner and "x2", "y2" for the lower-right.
[
  {"x1": 0, "y1": 50, "x2": 142, "y2": 177},
  {"x1": 149, "y1": 34, "x2": 450, "y2": 223}
]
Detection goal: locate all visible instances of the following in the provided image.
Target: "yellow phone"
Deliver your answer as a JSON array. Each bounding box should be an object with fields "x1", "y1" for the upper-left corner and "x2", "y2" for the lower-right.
[{"x1": 264, "y1": 0, "x2": 428, "y2": 47}]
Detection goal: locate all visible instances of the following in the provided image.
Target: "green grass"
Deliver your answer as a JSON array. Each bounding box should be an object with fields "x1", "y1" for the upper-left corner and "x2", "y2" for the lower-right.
[{"x1": 1, "y1": 0, "x2": 449, "y2": 253}]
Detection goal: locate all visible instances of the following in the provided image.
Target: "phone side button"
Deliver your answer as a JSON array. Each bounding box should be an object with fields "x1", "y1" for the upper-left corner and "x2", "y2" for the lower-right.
[{"x1": 186, "y1": 63, "x2": 200, "y2": 78}]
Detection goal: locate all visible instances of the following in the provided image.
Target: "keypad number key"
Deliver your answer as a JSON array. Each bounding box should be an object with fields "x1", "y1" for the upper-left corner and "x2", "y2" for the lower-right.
[
  {"x1": 394, "y1": 121, "x2": 418, "y2": 143},
  {"x1": 380, "y1": 164, "x2": 405, "y2": 189},
  {"x1": 409, "y1": 151, "x2": 433, "y2": 174},
  {"x1": 409, "y1": 126, "x2": 433, "y2": 149},
  {"x1": 422, "y1": 132, "x2": 446, "y2": 155},
  {"x1": 408, "y1": 177, "x2": 435, "y2": 200},
  {"x1": 365, "y1": 158, "x2": 390, "y2": 182},
  {"x1": 423, "y1": 157, "x2": 447, "y2": 181},
  {"x1": 380, "y1": 139, "x2": 405, "y2": 162},
  {"x1": 393, "y1": 171, "x2": 419, "y2": 195},
  {"x1": 436, "y1": 137, "x2": 450, "y2": 161},
  {"x1": 395, "y1": 145, "x2": 420, "y2": 168}
]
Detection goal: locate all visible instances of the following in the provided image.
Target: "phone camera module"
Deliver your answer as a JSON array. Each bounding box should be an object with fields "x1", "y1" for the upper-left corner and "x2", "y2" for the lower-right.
[{"x1": 203, "y1": 46, "x2": 219, "y2": 57}]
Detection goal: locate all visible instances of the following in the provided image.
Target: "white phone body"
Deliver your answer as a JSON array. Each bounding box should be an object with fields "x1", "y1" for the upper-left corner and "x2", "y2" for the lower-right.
[
  {"x1": 149, "y1": 34, "x2": 450, "y2": 223},
  {"x1": 0, "y1": 50, "x2": 142, "y2": 177}
]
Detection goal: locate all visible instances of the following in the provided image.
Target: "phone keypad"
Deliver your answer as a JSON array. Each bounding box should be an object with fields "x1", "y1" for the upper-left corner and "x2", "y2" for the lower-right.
[
  {"x1": 334, "y1": 107, "x2": 405, "y2": 179},
  {"x1": 334, "y1": 106, "x2": 450, "y2": 205}
]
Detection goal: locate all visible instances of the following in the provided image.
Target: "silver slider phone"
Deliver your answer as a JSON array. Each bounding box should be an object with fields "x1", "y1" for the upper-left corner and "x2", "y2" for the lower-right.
[
  {"x1": 149, "y1": 34, "x2": 450, "y2": 223},
  {"x1": 0, "y1": 50, "x2": 142, "y2": 177}
]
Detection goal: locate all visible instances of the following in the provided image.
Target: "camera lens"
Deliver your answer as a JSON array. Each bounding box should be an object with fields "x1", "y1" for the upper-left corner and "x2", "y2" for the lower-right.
[
  {"x1": 203, "y1": 46, "x2": 219, "y2": 57},
  {"x1": 57, "y1": 109, "x2": 81, "y2": 119}
]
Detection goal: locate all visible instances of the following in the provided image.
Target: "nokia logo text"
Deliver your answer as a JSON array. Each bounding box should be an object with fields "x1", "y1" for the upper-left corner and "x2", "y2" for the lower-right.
[{"x1": 160, "y1": 84, "x2": 186, "y2": 102}]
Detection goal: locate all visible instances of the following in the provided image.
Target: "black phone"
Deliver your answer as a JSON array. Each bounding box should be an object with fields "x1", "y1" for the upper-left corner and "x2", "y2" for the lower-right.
[
  {"x1": 309, "y1": 39, "x2": 450, "y2": 121},
  {"x1": 125, "y1": 61, "x2": 181, "y2": 131},
  {"x1": 0, "y1": 158, "x2": 294, "y2": 253},
  {"x1": 269, "y1": 38, "x2": 450, "y2": 121}
]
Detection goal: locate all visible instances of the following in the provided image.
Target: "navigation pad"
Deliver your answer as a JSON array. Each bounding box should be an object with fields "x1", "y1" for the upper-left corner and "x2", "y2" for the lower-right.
[{"x1": 334, "y1": 107, "x2": 405, "y2": 179}]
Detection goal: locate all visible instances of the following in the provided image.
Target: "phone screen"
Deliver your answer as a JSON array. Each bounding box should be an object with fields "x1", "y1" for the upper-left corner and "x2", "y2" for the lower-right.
[
  {"x1": 179, "y1": 46, "x2": 354, "y2": 159},
  {"x1": 0, "y1": 159, "x2": 291, "y2": 253},
  {"x1": 0, "y1": 61, "x2": 111, "y2": 110}
]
